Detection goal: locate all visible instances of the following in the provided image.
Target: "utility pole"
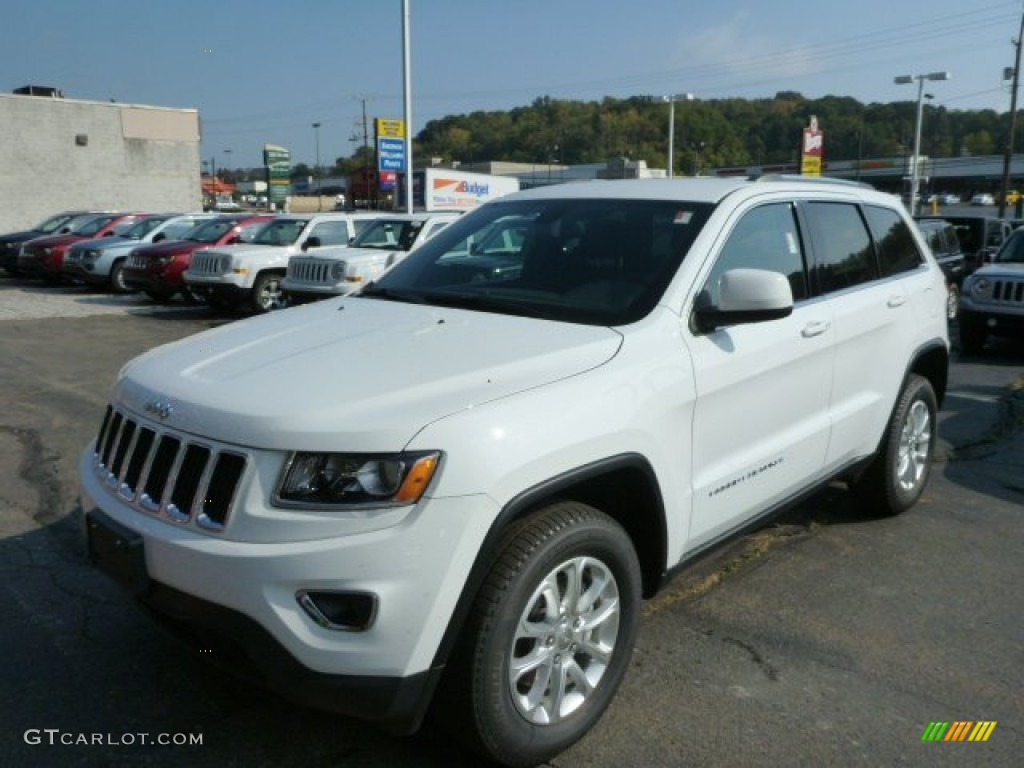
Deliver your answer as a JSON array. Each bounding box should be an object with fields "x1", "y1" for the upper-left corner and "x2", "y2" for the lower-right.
[
  {"x1": 350, "y1": 96, "x2": 373, "y2": 208},
  {"x1": 998, "y1": 8, "x2": 1024, "y2": 219}
]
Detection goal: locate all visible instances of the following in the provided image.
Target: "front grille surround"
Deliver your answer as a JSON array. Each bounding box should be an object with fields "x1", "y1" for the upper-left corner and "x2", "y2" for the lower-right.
[
  {"x1": 287, "y1": 257, "x2": 335, "y2": 285},
  {"x1": 991, "y1": 278, "x2": 1024, "y2": 304},
  {"x1": 92, "y1": 404, "x2": 248, "y2": 533}
]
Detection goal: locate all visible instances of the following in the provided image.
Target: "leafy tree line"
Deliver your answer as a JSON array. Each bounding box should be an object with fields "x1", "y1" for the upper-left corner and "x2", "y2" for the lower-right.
[
  {"x1": 216, "y1": 91, "x2": 1014, "y2": 182},
  {"x1": 411, "y1": 92, "x2": 1014, "y2": 174}
]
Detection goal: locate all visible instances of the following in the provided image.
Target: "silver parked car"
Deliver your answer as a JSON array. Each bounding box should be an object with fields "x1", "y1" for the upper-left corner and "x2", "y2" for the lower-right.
[{"x1": 64, "y1": 213, "x2": 218, "y2": 291}]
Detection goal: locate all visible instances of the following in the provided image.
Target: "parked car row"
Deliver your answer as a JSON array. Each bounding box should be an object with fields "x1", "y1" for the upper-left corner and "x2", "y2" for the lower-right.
[
  {"x1": 1, "y1": 208, "x2": 464, "y2": 313},
  {"x1": 912, "y1": 212, "x2": 1023, "y2": 351}
]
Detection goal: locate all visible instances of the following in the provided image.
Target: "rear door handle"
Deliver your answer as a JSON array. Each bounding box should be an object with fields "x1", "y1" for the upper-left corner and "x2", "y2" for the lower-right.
[{"x1": 801, "y1": 320, "x2": 831, "y2": 338}]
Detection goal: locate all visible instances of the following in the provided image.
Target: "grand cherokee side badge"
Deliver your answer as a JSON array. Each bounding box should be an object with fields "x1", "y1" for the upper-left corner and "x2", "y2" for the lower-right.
[{"x1": 144, "y1": 399, "x2": 173, "y2": 421}]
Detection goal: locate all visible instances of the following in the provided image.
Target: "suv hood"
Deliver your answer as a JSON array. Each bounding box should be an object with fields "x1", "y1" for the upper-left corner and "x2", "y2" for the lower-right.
[
  {"x1": 970, "y1": 262, "x2": 1024, "y2": 278},
  {"x1": 76, "y1": 234, "x2": 130, "y2": 250},
  {"x1": 114, "y1": 298, "x2": 623, "y2": 451}
]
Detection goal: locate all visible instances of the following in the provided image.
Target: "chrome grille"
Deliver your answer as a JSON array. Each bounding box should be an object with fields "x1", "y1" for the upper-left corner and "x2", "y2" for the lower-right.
[
  {"x1": 127, "y1": 253, "x2": 149, "y2": 269},
  {"x1": 189, "y1": 252, "x2": 223, "y2": 276},
  {"x1": 93, "y1": 405, "x2": 247, "y2": 531},
  {"x1": 288, "y1": 258, "x2": 332, "y2": 284},
  {"x1": 991, "y1": 279, "x2": 1024, "y2": 304}
]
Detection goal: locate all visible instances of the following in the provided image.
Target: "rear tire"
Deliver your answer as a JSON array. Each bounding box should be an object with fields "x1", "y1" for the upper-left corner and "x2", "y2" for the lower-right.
[
  {"x1": 852, "y1": 374, "x2": 937, "y2": 516},
  {"x1": 444, "y1": 501, "x2": 641, "y2": 767}
]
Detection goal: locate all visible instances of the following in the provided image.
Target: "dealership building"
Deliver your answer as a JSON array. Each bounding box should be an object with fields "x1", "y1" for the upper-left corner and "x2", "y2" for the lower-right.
[{"x1": 0, "y1": 87, "x2": 201, "y2": 232}]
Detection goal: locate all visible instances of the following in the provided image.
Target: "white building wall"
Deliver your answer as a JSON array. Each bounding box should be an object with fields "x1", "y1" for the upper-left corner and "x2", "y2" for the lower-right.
[{"x1": 0, "y1": 93, "x2": 202, "y2": 232}]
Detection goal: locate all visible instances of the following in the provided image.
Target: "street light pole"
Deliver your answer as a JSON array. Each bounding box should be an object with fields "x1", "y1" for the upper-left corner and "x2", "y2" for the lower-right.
[
  {"x1": 663, "y1": 93, "x2": 694, "y2": 178},
  {"x1": 998, "y1": 9, "x2": 1024, "y2": 219},
  {"x1": 894, "y1": 71, "x2": 950, "y2": 215},
  {"x1": 313, "y1": 122, "x2": 322, "y2": 211}
]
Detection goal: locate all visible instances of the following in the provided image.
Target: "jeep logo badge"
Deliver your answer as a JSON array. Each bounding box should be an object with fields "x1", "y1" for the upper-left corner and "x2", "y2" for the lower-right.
[{"x1": 144, "y1": 399, "x2": 173, "y2": 421}]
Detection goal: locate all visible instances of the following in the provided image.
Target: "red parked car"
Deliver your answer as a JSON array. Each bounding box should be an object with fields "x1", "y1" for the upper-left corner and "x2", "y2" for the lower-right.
[
  {"x1": 18, "y1": 212, "x2": 150, "y2": 282},
  {"x1": 122, "y1": 213, "x2": 274, "y2": 303}
]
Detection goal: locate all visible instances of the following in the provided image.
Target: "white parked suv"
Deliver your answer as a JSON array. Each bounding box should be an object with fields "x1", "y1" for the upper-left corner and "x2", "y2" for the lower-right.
[
  {"x1": 80, "y1": 176, "x2": 949, "y2": 767},
  {"x1": 282, "y1": 212, "x2": 459, "y2": 302},
  {"x1": 183, "y1": 212, "x2": 379, "y2": 312}
]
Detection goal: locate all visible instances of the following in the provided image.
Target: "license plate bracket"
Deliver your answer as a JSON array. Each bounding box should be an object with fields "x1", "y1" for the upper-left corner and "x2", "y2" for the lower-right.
[{"x1": 85, "y1": 511, "x2": 151, "y2": 596}]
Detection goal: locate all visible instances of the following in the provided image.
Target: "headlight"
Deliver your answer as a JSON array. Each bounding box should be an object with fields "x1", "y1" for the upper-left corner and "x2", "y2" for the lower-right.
[
  {"x1": 84, "y1": 249, "x2": 101, "y2": 262},
  {"x1": 275, "y1": 450, "x2": 440, "y2": 508},
  {"x1": 966, "y1": 277, "x2": 992, "y2": 298},
  {"x1": 330, "y1": 261, "x2": 347, "y2": 281}
]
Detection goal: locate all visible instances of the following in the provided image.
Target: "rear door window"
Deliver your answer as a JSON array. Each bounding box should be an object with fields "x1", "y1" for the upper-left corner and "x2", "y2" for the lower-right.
[{"x1": 803, "y1": 202, "x2": 878, "y2": 292}]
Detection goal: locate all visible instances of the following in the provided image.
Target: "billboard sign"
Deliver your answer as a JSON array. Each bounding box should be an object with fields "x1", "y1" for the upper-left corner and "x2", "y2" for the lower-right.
[
  {"x1": 801, "y1": 116, "x2": 823, "y2": 176},
  {"x1": 263, "y1": 144, "x2": 292, "y2": 203},
  {"x1": 378, "y1": 137, "x2": 407, "y2": 172}
]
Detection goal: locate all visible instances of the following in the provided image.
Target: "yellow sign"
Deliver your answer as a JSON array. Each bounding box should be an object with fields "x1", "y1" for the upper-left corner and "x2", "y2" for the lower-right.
[{"x1": 375, "y1": 118, "x2": 406, "y2": 139}]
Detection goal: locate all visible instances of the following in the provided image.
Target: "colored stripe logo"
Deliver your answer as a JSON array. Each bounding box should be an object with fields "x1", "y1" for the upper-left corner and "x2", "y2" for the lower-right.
[{"x1": 921, "y1": 721, "x2": 997, "y2": 742}]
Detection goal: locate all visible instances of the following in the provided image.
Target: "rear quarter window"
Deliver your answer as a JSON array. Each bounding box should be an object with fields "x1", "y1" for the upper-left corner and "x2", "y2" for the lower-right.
[{"x1": 864, "y1": 206, "x2": 925, "y2": 276}]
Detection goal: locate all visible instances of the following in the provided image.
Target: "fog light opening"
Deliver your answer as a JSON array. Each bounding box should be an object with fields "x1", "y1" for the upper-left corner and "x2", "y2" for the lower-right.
[{"x1": 296, "y1": 590, "x2": 377, "y2": 631}]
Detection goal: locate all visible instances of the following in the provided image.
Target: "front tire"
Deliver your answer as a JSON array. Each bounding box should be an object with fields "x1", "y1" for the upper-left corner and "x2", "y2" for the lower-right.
[
  {"x1": 959, "y1": 316, "x2": 987, "y2": 355},
  {"x1": 448, "y1": 501, "x2": 641, "y2": 767},
  {"x1": 853, "y1": 374, "x2": 937, "y2": 516},
  {"x1": 109, "y1": 259, "x2": 130, "y2": 293},
  {"x1": 251, "y1": 272, "x2": 288, "y2": 312}
]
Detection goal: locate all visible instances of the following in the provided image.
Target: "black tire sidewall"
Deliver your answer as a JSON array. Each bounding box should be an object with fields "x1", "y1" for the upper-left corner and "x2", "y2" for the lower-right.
[
  {"x1": 880, "y1": 375, "x2": 937, "y2": 513},
  {"x1": 110, "y1": 260, "x2": 127, "y2": 293},
  {"x1": 470, "y1": 504, "x2": 641, "y2": 765}
]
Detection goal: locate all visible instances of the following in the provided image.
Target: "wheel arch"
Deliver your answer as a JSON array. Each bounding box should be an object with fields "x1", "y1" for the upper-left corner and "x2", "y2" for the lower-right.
[
  {"x1": 907, "y1": 338, "x2": 949, "y2": 409},
  {"x1": 429, "y1": 453, "x2": 667, "y2": 673}
]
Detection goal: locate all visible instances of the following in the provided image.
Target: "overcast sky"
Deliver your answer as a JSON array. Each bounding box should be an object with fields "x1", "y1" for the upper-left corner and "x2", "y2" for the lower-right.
[{"x1": 4, "y1": 0, "x2": 1024, "y2": 168}]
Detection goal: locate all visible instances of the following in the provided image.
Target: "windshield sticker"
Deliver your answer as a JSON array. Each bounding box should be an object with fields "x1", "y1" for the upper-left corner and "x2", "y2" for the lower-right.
[{"x1": 674, "y1": 210, "x2": 694, "y2": 224}]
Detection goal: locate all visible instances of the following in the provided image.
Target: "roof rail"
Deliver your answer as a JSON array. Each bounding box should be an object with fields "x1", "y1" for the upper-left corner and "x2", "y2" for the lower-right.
[{"x1": 749, "y1": 173, "x2": 873, "y2": 189}]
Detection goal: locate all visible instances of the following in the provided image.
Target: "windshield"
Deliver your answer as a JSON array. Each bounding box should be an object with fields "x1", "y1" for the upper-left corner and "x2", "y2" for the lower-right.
[
  {"x1": 187, "y1": 217, "x2": 269, "y2": 244},
  {"x1": 76, "y1": 215, "x2": 122, "y2": 236},
  {"x1": 252, "y1": 218, "x2": 307, "y2": 246},
  {"x1": 361, "y1": 198, "x2": 713, "y2": 325},
  {"x1": 37, "y1": 212, "x2": 77, "y2": 233},
  {"x1": 995, "y1": 231, "x2": 1024, "y2": 263},
  {"x1": 159, "y1": 217, "x2": 206, "y2": 241},
  {"x1": 122, "y1": 216, "x2": 170, "y2": 239},
  {"x1": 349, "y1": 218, "x2": 422, "y2": 251}
]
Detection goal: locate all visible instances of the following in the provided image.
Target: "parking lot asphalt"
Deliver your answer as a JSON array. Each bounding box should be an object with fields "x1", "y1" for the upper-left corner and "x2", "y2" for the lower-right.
[{"x1": 1, "y1": 276, "x2": 1021, "y2": 767}]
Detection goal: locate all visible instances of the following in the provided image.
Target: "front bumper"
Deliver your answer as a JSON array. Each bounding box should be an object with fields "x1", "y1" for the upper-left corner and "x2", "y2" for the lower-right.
[{"x1": 78, "y1": 442, "x2": 494, "y2": 731}]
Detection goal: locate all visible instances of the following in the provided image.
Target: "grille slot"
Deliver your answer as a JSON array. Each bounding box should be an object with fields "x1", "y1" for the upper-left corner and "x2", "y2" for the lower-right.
[
  {"x1": 993, "y1": 279, "x2": 1024, "y2": 304},
  {"x1": 93, "y1": 407, "x2": 248, "y2": 531},
  {"x1": 289, "y1": 259, "x2": 331, "y2": 283}
]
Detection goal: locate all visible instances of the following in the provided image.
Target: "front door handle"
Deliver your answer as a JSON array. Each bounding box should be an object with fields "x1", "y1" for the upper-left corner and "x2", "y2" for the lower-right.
[
  {"x1": 801, "y1": 320, "x2": 831, "y2": 338},
  {"x1": 887, "y1": 294, "x2": 906, "y2": 308}
]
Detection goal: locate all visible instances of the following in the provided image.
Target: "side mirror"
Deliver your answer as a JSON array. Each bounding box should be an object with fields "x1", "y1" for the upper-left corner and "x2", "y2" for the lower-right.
[
  {"x1": 302, "y1": 236, "x2": 321, "y2": 251},
  {"x1": 694, "y1": 268, "x2": 794, "y2": 333}
]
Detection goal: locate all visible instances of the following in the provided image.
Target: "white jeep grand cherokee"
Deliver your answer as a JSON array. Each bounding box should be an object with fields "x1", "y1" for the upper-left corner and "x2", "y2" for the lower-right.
[{"x1": 80, "y1": 176, "x2": 949, "y2": 767}]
